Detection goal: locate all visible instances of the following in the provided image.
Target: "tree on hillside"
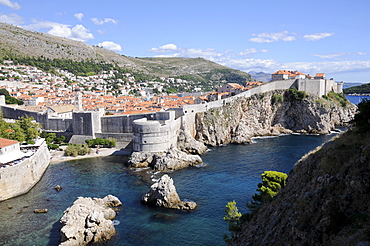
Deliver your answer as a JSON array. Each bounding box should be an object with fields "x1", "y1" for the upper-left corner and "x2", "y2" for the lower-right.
[
  {"x1": 17, "y1": 115, "x2": 40, "y2": 141},
  {"x1": 223, "y1": 200, "x2": 242, "y2": 242},
  {"x1": 247, "y1": 171, "x2": 288, "y2": 211},
  {"x1": 0, "y1": 88, "x2": 23, "y2": 105}
]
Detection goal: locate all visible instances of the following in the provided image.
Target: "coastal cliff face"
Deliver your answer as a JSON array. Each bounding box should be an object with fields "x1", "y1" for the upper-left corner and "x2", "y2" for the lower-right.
[
  {"x1": 230, "y1": 129, "x2": 370, "y2": 245},
  {"x1": 195, "y1": 90, "x2": 356, "y2": 146}
]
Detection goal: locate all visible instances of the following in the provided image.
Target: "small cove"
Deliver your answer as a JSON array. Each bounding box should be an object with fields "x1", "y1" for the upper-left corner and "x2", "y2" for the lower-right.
[{"x1": 0, "y1": 134, "x2": 335, "y2": 246}]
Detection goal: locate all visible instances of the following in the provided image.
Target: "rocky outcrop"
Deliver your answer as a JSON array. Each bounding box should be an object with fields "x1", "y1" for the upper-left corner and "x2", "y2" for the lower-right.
[
  {"x1": 196, "y1": 90, "x2": 356, "y2": 146},
  {"x1": 230, "y1": 129, "x2": 370, "y2": 245},
  {"x1": 128, "y1": 146, "x2": 202, "y2": 171},
  {"x1": 59, "y1": 195, "x2": 122, "y2": 246},
  {"x1": 177, "y1": 127, "x2": 208, "y2": 155},
  {"x1": 141, "y1": 174, "x2": 197, "y2": 210}
]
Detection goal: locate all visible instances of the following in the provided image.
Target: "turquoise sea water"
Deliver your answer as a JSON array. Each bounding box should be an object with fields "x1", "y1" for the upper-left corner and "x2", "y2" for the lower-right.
[{"x1": 0, "y1": 134, "x2": 335, "y2": 246}]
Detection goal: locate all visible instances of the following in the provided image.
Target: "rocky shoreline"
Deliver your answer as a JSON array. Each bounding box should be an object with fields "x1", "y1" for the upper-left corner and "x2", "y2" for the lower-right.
[{"x1": 195, "y1": 90, "x2": 356, "y2": 146}]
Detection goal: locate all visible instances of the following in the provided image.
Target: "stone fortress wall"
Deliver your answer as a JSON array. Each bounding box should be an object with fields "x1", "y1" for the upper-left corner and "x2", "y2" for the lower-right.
[
  {"x1": 0, "y1": 78, "x2": 343, "y2": 153},
  {"x1": 0, "y1": 140, "x2": 51, "y2": 201}
]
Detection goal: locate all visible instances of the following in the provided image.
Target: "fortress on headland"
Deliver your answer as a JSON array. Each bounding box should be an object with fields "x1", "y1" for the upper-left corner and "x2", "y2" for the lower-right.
[{"x1": 0, "y1": 71, "x2": 343, "y2": 154}]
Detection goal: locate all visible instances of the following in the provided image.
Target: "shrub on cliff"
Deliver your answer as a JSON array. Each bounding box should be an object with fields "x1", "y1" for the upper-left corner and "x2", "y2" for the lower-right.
[
  {"x1": 223, "y1": 200, "x2": 242, "y2": 242},
  {"x1": 286, "y1": 87, "x2": 307, "y2": 101},
  {"x1": 271, "y1": 94, "x2": 284, "y2": 104},
  {"x1": 247, "y1": 171, "x2": 288, "y2": 211},
  {"x1": 327, "y1": 91, "x2": 348, "y2": 107}
]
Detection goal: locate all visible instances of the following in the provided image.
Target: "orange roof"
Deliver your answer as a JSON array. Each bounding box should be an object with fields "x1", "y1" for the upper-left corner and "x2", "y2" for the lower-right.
[
  {"x1": 272, "y1": 70, "x2": 291, "y2": 75},
  {"x1": 0, "y1": 138, "x2": 19, "y2": 148}
]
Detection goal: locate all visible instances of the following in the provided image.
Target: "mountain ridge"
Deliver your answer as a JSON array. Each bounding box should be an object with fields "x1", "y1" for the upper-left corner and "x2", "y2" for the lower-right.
[{"x1": 0, "y1": 22, "x2": 251, "y2": 83}]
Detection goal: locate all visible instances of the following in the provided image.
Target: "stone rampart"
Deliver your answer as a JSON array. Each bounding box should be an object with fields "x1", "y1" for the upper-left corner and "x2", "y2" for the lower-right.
[
  {"x1": 101, "y1": 113, "x2": 156, "y2": 133},
  {"x1": 0, "y1": 140, "x2": 51, "y2": 201},
  {"x1": 132, "y1": 112, "x2": 181, "y2": 152}
]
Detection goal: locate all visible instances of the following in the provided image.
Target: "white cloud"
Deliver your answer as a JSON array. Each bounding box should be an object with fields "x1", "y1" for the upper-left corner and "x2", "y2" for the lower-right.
[
  {"x1": 0, "y1": 0, "x2": 20, "y2": 10},
  {"x1": 97, "y1": 41, "x2": 122, "y2": 51},
  {"x1": 238, "y1": 48, "x2": 258, "y2": 56},
  {"x1": 24, "y1": 21, "x2": 94, "y2": 42},
  {"x1": 48, "y1": 24, "x2": 72, "y2": 38},
  {"x1": 312, "y1": 52, "x2": 367, "y2": 59},
  {"x1": 149, "y1": 44, "x2": 370, "y2": 80},
  {"x1": 91, "y1": 17, "x2": 118, "y2": 25},
  {"x1": 282, "y1": 60, "x2": 370, "y2": 75},
  {"x1": 69, "y1": 25, "x2": 94, "y2": 42},
  {"x1": 150, "y1": 44, "x2": 229, "y2": 61},
  {"x1": 0, "y1": 13, "x2": 23, "y2": 24},
  {"x1": 150, "y1": 43, "x2": 179, "y2": 53},
  {"x1": 249, "y1": 31, "x2": 296, "y2": 43},
  {"x1": 74, "y1": 13, "x2": 84, "y2": 21},
  {"x1": 303, "y1": 32, "x2": 334, "y2": 41}
]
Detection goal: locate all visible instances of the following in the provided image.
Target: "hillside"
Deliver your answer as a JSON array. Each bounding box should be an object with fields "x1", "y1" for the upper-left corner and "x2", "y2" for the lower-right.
[
  {"x1": 229, "y1": 126, "x2": 370, "y2": 245},
  {"x1": 343, "y1": 82, "x2": 370, "y2": 94},
  {"x1": 0, "y1": 22, "x2": 251, "y2": 85}
]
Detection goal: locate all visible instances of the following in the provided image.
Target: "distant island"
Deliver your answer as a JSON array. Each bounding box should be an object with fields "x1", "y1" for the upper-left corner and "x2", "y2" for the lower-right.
[{"x1": 343, "y1": 82, "x2": 370, "y2": 95}]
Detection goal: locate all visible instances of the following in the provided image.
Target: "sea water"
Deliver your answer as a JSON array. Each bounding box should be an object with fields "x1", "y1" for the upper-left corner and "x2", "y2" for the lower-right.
[{"x1": 0, "y1": 134, "x2": 335, "y2": 246}]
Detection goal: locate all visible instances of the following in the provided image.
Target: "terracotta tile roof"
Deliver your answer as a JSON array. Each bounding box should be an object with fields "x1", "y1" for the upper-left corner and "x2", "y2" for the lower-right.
[{"x1": 0, "y1": 138, "x2": 19, "y2": 148}]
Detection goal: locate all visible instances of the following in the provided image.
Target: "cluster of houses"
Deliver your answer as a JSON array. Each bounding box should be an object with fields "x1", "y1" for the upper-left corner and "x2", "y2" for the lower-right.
[
  {"x1": 1, "y1": 59, "x2": 335, "y2": 119},
  {"x1": 0, "y1": 60, "x2": 265, "y2": 117},
  {"x1": 272, "y1": 70, "x2": 327, "y2": 81}
]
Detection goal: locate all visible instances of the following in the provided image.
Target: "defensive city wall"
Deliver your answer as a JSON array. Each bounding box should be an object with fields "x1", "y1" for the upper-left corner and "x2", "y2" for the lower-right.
[
  {"x1": 0, "y1": 140, "x2": 51, "y2": 201},
  {"x1": 0, "y1": 78, "x2": 343, "y2": 153}
]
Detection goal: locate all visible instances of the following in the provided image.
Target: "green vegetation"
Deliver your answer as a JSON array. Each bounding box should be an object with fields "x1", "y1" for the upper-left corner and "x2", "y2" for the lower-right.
[
  {"x1": 247, "y1": 171, "x2": 288, "y2": 211},
  {"x1": 330, "y1": 91, "x2": 348, "y2": 107},
  {"x1": 0, "y1": 114, "x2": 40, "y2": 142},
  {"x1": 271, "y1": 94, "x2": 284, "y2": 104},
  {"x1": 0, "y1": 88, "x2": 23, "y2": 105},
  {"x1": 4, "y1": 55, "x2": 117, "y2": 76},
  {"x1": 64, "y1": 144, "x2": 91, "y2": 157},
  {"x1": 286, "y1": 87, "x2": 307, "y2": 101},
  {"x1": 85, "y1": 137, "x2": 116, "y2": 148},
  {"x1": 343, "y1": 83, "x2": 370, "y2": 94},
  {"x1": 40, "y1": 131, "x2": 66, "y2": 149},
  {"x1": 223, "y1": 200, "x2": 242, "y2": 242},
  {"x1": 224, "y1": 171, "x2": 288, "y2": 241},
  {"x1": 354, "y1": 99, "x2": 370, "y2": 133}
]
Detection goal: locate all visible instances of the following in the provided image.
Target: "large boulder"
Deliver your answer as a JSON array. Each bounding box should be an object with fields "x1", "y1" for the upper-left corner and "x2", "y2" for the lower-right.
[
  {"x1": 128, "y1": 146, "x2": 202, "y2": 171},
  {"x1": 141, "y1": 174, "x2": 197, "y2": 210},
  {"x1": 59, "y1": 195, "x2": 122, "y2": 246}
]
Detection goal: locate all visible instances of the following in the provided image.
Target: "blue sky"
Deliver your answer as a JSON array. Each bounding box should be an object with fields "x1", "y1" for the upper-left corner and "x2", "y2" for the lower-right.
[{"x1": 1, "y1": 0, "x2": 370, "y2": 82}]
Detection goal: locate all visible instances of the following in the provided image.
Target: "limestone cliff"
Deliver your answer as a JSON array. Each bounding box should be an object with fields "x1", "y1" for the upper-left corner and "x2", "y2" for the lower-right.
[
  {"x1": 195, "y1": 90, "x2": 356, "y2": 146},
  {"x1": 229, "y1": 128, "x2": 370, "y2": 245}
]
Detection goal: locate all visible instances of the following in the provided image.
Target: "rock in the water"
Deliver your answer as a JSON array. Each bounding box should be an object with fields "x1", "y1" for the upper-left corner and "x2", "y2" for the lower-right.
[
  {"x1": 141, "y1": 174, "x2": 197, "y2": 210},
  {"x1": 128, "y1": 146, "x2": 202, "y2": 171},
  {"x1": 59, "y1": 195, "x2": 122, "y2": 246},
  {"x1": 54, "y1": 185, "x2": 62, "y2": 192}
]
